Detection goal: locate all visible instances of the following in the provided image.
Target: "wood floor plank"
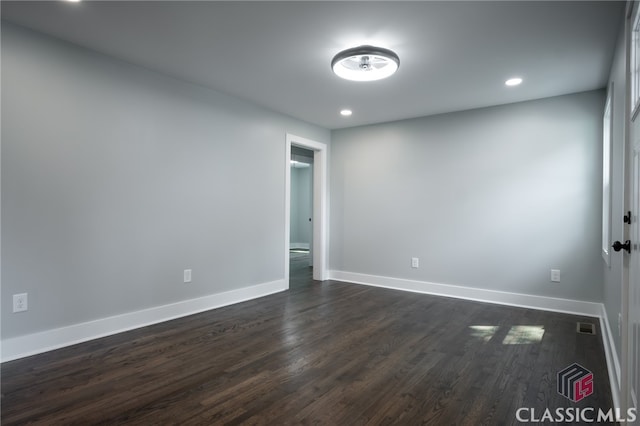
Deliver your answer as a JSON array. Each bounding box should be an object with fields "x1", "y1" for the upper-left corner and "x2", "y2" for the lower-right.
[{"x1": 1, "y1": 270, "x2": 614, "y2": 425}]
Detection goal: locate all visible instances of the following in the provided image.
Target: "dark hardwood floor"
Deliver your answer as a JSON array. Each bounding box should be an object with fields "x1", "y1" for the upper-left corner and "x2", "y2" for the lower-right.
[{"x1": 1, "y1": 267, "x2": 614, "y2": 425}]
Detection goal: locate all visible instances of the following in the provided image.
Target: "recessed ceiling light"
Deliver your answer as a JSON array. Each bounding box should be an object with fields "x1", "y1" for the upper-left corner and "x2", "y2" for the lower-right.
[
  {"x1": 332, "y1": 45, "x2": 400, "y2": 82},
  {"x1": 65, "y1": 0, "x2": 82, "y2": 2},
  {"x1": 505, "y1": 77, "x2": 523, "y2": 86},
  {"x1": 340, "y1": 109, "x2": 353, "y2": 117}
]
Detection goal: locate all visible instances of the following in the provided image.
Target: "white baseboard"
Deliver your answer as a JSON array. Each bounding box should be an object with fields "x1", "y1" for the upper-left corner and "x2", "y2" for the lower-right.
[
  {"x1": 599, "y1": 305, "x2": 622, "y2": 410},
  {"x1": 1, "y1": 279, "x2": 286, "y2": 363},
  {"x1": 329, "y1": 270, "x2": 603, "y2": 317}
]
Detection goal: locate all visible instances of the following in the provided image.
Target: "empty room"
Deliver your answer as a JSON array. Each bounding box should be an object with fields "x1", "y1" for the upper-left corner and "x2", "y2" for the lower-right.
[{"x1": 1, "y1": 1, "x2": 639, "y2": 424}]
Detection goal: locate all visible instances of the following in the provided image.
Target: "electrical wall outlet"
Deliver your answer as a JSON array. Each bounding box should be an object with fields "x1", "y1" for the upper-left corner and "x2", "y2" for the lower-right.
[
  {"x1": 411, "y1": 257, "x2": 419, "y2": 268},
  {"x1": 183, "y1": 269, "x2": 192, "y2": 283},
  {"x1": 13, "y1": 293, "x2": 28, "y2": 313},
  {"x1": 550, "y1": 269, "x2": 560, "y2": 283}
]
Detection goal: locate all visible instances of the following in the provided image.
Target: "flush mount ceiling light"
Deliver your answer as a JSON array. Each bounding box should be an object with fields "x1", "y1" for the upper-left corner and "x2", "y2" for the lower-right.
[
  {"x1": 505, "y1": 77, "x2": 523, "y2": 86},
  {"x1": 332, "y1": 45, "x2": 400, "y2": 82},
  {"x1": 340, "y1": 109, "x2": 353, "y2": 117}
]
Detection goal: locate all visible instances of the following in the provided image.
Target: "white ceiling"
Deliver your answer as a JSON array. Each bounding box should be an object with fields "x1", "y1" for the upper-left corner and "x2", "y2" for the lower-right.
[{"x1": 1, "y1": 1, "x2": 624, "y2": 129}]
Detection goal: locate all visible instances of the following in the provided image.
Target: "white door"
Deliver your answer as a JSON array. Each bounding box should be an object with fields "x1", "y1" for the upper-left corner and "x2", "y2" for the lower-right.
[
  {"x1": 625, "y1": 5, "x2": 640, "y2": 421},
  {"x1": 628, "y1": 145, "x2": 640, "y2": 424}
]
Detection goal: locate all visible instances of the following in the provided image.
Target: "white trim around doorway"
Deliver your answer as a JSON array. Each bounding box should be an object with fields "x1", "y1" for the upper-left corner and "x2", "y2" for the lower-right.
[{"x1": 285, "y1": 134, "x2": 328, "y2": 286}]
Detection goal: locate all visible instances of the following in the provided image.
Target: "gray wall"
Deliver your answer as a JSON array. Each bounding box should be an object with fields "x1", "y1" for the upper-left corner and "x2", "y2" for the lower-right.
[
  {"x1": 1, "y1": 23, "x2": 329, "y2": 339},
  {"x1": 604, "y1": 25, "x2": 626, "y2": 362},
  {"x1": 290, "y1": 166, "x2": 313, "y2": 246},
  {"x1": 330, "y1": 91, "x2": 605, "y2": 302}
]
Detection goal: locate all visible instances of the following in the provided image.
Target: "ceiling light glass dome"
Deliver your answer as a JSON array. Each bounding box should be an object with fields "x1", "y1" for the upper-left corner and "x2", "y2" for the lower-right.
[{"x1": 331, "y1": 45, "x2": 400, "y2": 82}]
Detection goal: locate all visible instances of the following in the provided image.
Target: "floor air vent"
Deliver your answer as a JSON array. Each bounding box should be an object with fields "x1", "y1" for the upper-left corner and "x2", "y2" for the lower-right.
[{"x1": 576, "y1": 322, "x2": 596, "y2": 335}]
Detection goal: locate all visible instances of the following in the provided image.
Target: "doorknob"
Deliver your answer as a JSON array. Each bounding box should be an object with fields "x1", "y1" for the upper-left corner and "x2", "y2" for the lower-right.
[
  {"x1": 612, "y1": 240, "x2": 631, "y2": 254},
  {"x1": 623, "y1": 211, "x2": 632, "y2": 224}
]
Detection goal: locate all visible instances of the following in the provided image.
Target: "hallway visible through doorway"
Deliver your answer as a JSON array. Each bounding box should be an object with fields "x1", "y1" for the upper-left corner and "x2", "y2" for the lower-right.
[
  {"x1": 289, "y1": 248, "x2": 311, "y2": 288},
  {"x1": 289, "y1": 145, "x2": 314, "y2": 287},
  {"x1": 285, "y1": 134, "x2": 328, "y2": 284}
]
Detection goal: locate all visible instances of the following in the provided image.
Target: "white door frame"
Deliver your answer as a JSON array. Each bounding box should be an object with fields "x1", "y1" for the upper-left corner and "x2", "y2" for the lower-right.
[{"x1": 285, "y1": 134, "x2": 328, "y2": 285}]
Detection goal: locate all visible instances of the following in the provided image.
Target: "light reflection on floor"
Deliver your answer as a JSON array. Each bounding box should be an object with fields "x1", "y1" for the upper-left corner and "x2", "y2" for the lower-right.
[{"x1": 468, "y1": 325, "x2": 545, "y2": 345}]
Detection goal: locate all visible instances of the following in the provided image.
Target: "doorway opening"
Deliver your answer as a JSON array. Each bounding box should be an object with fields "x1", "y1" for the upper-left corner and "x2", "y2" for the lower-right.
[
  {"x1": 285, "y1": 134, "x2": 328, "y2": 288},
  {"x1": 289, "y1": 147, "x2": 314, "y2": 286}
]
